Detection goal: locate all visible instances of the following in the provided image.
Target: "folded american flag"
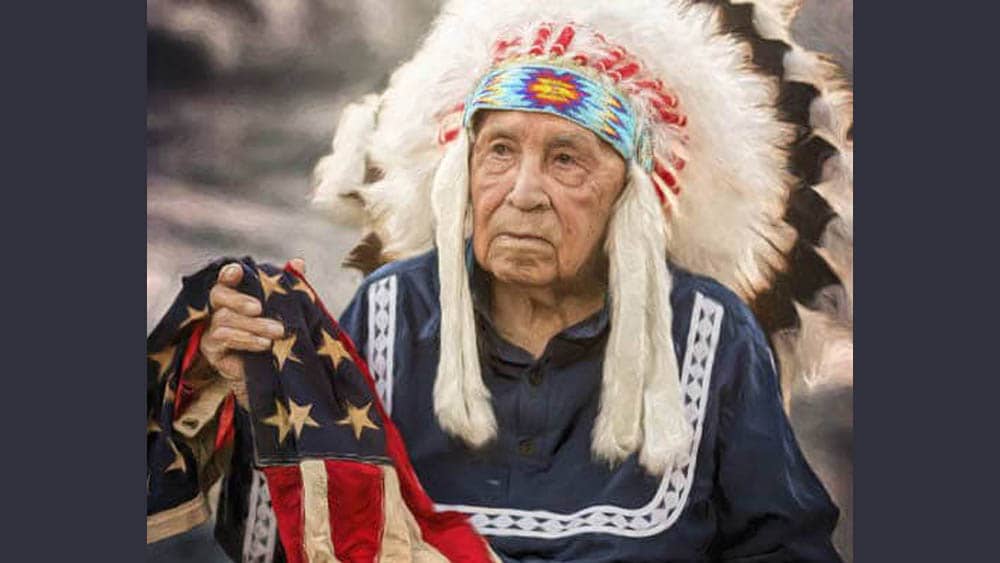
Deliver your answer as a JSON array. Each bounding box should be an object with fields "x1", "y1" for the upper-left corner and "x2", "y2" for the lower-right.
[{"x1": 146, "y1": 257, "x2": 496, "y2": 562}]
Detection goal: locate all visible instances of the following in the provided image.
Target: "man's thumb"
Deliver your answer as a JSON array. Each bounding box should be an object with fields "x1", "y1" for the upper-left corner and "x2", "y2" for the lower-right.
[
  {"x1": 289, "y1": 257, "x2": 306, "y2": 275},
  {"x1": 219, "y1": 262, "x2": 243, "y2": 286}
]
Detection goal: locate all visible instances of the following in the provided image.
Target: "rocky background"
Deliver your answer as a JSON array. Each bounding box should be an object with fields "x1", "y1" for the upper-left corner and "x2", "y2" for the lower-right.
[{"x1": 147, "y1": 0, "x2": 853, "y2": 560}]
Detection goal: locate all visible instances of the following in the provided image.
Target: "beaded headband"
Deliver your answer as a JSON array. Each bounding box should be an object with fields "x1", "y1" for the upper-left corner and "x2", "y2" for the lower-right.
[{"x1": 462, "y1": 62, "x2": 652, "y2": 171}]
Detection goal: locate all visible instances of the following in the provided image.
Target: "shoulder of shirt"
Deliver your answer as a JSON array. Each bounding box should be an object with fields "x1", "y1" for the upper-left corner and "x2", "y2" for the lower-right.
[
  {"x1": 667, "y1": 262, "x2": 767, "y2": 347},
  {"x1": 355, "y1": 248, "x2": 440, "y2": 296}
]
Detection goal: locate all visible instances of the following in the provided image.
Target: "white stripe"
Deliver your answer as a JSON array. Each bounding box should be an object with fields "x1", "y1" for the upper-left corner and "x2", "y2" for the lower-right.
[
  {"x1": 435, "y1": 292, "x2": 725, "y2": 539},
  {"x1": 385, "y1": 276, "x2": 397, "y2": 415},
  {"x1": 367, "y1": 275, "x2": 398, "y2": 415},
  {"x1": 301, "y1": 460, "x2": 340, "y2": 563}
]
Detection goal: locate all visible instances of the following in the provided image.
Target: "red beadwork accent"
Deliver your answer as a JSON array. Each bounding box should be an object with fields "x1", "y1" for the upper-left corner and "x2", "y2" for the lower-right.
[
  {"x1": 670, "y1": 153, "x2": 686, "y2": 171},
  {"x1": 596, "y1": 47, "x2": 625, "y2": 71},
  {"x1": 550, "y1": 25, "x2": 575, "y2": 56},
  {"x1": 657, "y1": 92, "x2": 678, "y2": 108},
  {"x1": 493, "y1": 37, "x2": 521, "y2": 59},
  {"x1": 476, "y1": 23, "x2": 693, "y2": 186},
  {"x1": 440, "y1": 128, "x2": 459, "y2": 144},
  {"x1": 634, "y1": 79, "x2": 665, "y2": 91},
  {"x1": 529, "y1": 24, "x2": 553, "y2": 56},
  {"x1": 653, "y1": 158, "x2": 682, "y2": 195},
  {"x1": 651, "y1": 98, "x2": 685, "y2": 126},
  {"x1": 615, "y1": 62, "x2": 640, "y2": 81}
]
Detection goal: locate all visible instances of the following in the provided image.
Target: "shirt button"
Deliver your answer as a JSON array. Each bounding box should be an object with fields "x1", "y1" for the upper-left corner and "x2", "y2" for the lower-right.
[
  {"x1": 528, "y1": 370, "x2": 543, "y2": 386},
  {"x1": 518, "y1": 438, "x2": 535, "y2": 456}
]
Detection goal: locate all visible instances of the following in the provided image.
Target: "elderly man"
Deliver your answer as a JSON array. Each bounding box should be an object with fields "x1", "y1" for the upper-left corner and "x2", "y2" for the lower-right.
[{"x1": 157, "y1": 1, "x2": 851, "y2": 561}]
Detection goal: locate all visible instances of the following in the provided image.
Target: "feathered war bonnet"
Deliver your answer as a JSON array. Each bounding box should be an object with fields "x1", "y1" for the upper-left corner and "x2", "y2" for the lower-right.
[{"x1": 311, "y1": 0, "x2": 854, "y2": 475}]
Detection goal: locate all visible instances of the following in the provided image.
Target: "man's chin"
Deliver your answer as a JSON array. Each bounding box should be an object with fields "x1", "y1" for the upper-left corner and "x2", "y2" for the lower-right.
[{"x1": 486, "y1": 254, "x2": 557, "y2": 287}]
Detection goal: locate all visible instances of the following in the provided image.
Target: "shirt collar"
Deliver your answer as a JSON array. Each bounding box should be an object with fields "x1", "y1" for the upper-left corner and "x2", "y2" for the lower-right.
[{"x1": 465, "y1": 240, "x2": 610, "y2": 367}]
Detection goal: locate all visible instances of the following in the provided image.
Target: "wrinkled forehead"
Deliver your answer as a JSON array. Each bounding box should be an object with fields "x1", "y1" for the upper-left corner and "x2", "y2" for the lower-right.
[{"x1": 471, "y1": 109, "x2": 624, "y2": 161}]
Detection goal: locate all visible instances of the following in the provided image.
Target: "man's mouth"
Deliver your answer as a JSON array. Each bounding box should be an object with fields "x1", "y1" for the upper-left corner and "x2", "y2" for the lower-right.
[{"x1": 496, "y1": 232, "x2": 548, "y2": 243}]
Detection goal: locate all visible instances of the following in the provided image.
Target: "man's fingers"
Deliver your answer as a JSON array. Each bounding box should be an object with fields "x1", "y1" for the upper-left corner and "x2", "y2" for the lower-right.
[
  {"x1": 210, "y1": 283, "x2": 262, "y2": 317},
  {"x1": 217, "y1": 262, "x2": 244, "y2": 287},
  {"x1": 215, "y1": 356, "x2": 246, "y2": 382},
  {"x1": 289, "y1": 257, "x2": 306, "y2": 275},
  {"x1": 209, "y1": 326, "x2": 273, "y2": 352},
  {"x1": 213, "y1": 308, "x2": 285, "y2": 339}
]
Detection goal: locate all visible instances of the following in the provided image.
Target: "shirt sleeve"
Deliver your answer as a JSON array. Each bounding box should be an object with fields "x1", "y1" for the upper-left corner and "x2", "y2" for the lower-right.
[
  {"x1": 712, "y1": 315, "x2": 842, "y2": 562},
  {"x1": 337, "y1": 280, "x2": 370, "y2": 354}
]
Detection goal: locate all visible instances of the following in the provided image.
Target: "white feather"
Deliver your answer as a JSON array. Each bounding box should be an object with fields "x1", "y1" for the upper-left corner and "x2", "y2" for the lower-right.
[
  {"x1": 310, "y1": 93, "x2": 381, "y2": 227},
  {"x1": 595, "y1": 162, "x2": 690, "y2": 475}
]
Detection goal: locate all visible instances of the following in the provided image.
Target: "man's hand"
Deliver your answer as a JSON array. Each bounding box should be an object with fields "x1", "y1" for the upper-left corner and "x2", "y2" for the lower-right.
[{"x1": 200, "y1": 259, "x2": 306, "y2": 381}]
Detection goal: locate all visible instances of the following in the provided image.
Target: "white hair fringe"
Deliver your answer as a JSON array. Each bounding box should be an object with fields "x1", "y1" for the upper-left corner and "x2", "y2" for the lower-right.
[
  {"x1": 430, "y1": 132, "x2": 498, "y2": 448},
  {"x1": 593, "y1": 161, "x2": 692, "y2": 475}
]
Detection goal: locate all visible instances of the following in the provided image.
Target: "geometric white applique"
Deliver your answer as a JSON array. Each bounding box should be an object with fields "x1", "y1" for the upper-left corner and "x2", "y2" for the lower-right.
[
  {"x1": 435, "y1": 291, "x2": 725, "y2": 539},
  {"x1": 241, "y1": 468, "x2": 277, "y2": 563},
  {"x1": 367, "y1": 275, "x2": 397, "y2": 415}
]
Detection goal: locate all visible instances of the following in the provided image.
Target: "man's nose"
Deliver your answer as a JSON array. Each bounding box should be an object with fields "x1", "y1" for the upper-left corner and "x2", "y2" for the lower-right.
[{"x1": 506, "y1": 156, "x2": 550, "y2": 211}]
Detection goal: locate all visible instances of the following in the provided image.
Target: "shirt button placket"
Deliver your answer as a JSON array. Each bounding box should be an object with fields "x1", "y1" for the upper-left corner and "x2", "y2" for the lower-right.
[
  {"x1": 528, "y1": 369, "x2": 543, "y2": 387},
  {"x1": 517, "y1": 438, "x2": 535, "y2": 456}
]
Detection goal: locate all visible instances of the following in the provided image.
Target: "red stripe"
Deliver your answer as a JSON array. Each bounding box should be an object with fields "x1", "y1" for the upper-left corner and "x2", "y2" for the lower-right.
[
  {"x1": 326, "y1": 460, "x2": 384, "y2": 560},
  {"x1": 263, "y1": 466, "x2": 306, "y2": 563},
  {"x1": 214, "y1": 393, "x2": 236, "y2": 452},
  {"x1": 173, "y1": 322, "x2": 205, "y2": 416},
  {"x1": 282, "y1": 265, "x2": 495, "y2": 562}
]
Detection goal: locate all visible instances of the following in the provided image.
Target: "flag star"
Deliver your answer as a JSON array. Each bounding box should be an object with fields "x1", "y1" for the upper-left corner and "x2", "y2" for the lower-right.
[
  {"x1": 262, "y1": 399, "x2": 292, "y2": 444},
  {"x1": 287, "y1": 398, "x2": 321, "y2": 440},
  {"x1": 272, "y1": 333, "x2": 301, "y2": 371},
  {"x1": 290, "y1": 277, "x2": 316, "y2": 302},
  {"x1": 179, "y1": 305, "x2": 209, "y2": 330},
  {"x1": 317, "y1": 330, "x2": 351, "y2": 369},
  {"x1": 165, "y1": 438, "x2": 188, "y2": 474},
  {"x1": 335, "y1": 400, "x2": 380, "y2": 441},
  {"x1": 148, "y1": 345, "x2": 177, "y2": 382},
  {"x1": 259, "y1": 269, "x2": 288, "y2": 302},
  {"x1": 147, "y1": 419, "x2": 162, "y2": 434}
]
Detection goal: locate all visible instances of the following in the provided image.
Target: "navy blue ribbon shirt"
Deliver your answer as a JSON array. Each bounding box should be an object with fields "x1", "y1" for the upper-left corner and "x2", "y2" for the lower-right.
[{"x1": 337, "y1": 247, "x2": 841, "y2": 562}]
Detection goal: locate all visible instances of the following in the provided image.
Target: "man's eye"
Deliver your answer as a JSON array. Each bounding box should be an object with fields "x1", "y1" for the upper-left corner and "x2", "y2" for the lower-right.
[
  {"x1": 491, "y1": 144, "x2": 512, "y2": 156},
  {"x1": 555, "y1": 153, "x2": 576, "y2": 166}
]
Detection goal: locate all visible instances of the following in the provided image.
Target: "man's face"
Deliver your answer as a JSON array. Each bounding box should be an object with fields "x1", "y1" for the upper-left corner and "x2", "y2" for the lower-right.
[
  {"x1": 469, "y1": 111, "x2": 625, "y2": 286},
  {"x1": 469, "y1": 110, "x2": 627, "y2": 288}
]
